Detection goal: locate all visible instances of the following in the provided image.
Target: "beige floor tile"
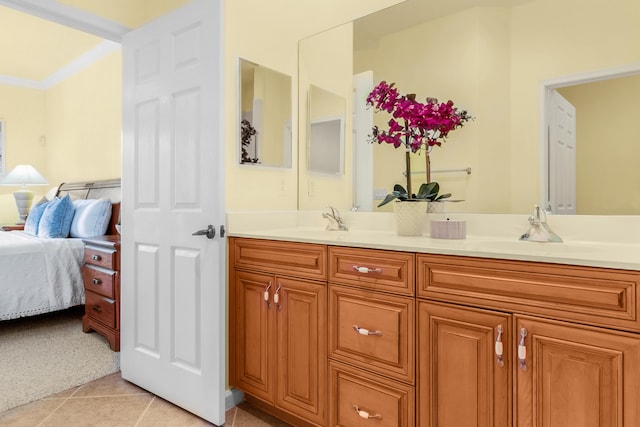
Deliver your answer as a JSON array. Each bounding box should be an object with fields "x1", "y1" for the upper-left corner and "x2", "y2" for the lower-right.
[
  {"x1": 72, "y1": 372, "x2": 149, "y2": 398},
  {"x1": 232, "y1": 403, "x2": 292, "y2": 427},
  {"x1": 136, "y1": 397, "x2": 215, "y2": 426},
  {"x1": 39, "y1": 394, "x2": 153, "y2": 427},
  {"x1": 0, "y1": 399, "x2": 62, "y2": 427},
  {"x1": 43, "y1": 385, "x2": 81, "y2": 400}
]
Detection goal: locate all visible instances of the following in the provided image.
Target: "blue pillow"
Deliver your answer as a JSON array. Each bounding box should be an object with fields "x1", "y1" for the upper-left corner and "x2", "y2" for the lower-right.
[
  {"x1": 24, "y1": 199, "x2": 49, "y2": 235},
  {"x1": 38, "y1": 195, "x2": 76, "y2": 238}
]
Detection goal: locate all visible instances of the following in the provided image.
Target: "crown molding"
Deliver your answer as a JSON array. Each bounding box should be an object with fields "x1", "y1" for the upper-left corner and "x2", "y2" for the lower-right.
[{"x1": 0, "y1": 0, "x2": 130, "y2": 42}]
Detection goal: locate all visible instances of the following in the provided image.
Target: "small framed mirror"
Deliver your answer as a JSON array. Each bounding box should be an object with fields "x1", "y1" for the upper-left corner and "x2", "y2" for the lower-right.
[
  {"x1": 239, "y1": 58, "x2": 292, "y2": 167},
  {"x1": 307, "y1": 85, "x2": 345, "y2": 175}
]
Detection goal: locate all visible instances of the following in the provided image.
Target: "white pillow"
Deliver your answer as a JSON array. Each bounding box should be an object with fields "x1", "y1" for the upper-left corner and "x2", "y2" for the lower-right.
[{"x1": 69, "y1": 198, "x2": 112, "y2": 238}]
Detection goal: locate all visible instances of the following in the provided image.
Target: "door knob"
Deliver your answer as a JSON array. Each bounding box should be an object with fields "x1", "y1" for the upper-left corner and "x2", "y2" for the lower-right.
[{"x1": 192, "y1": 225, "x2": 216, "y2": 239}]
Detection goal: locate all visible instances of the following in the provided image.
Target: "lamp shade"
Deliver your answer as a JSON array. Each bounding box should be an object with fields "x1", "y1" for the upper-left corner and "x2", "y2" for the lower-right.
[{"x1": 0, "y1": 165, "x2": 48, "y2": 186}]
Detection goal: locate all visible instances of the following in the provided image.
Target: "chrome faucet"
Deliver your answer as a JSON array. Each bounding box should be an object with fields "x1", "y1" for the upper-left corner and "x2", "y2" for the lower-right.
[
  {"x1": 322, "y1": 206, "x2": 348, "y2": 231},
  {"x1": 520, "y1": 205, "x2": 562, "y2": 243}
]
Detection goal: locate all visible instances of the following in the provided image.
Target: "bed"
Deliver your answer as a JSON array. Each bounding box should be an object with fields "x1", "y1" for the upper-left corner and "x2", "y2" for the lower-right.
[{"x1": 0, "y1": 179, "x2": 121, "y2": 320}]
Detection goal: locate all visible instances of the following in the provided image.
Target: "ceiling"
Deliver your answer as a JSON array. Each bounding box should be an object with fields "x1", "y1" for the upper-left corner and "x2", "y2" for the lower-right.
[{"x1": 0, "y1": 5, "x2": 104, "y2": 82}]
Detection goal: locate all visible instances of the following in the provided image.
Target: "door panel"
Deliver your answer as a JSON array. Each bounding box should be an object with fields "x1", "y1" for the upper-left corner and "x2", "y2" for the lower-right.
[
  {"x1": 276, "y1": 276, "x2": 327, "y2": 426},
  {"x1": 418, "y1": 301, "x2": 511, "y2": 427},
  {"x1": 120, "y1": 0, "x2": 225, "y2": 424},
  {"x1": 516, "y1": 316, "x2": 640, "y2": 427},
  {"x1": 232, "y1": 270, "x2": 274, "y2": 404},
  {"x1": 548, "y1": 90, "x2": 576, "y2": 214}
]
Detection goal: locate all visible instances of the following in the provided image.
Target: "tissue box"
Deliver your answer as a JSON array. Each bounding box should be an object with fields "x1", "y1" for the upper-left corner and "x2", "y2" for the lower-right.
[{"x1": 430, "y1": 219, "x2": 466, "y2": 239}]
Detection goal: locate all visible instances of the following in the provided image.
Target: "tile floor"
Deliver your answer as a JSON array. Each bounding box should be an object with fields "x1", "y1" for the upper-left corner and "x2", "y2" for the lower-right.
[{"x1": 0, "y1": 372, "x2": 291, "y2": 426}]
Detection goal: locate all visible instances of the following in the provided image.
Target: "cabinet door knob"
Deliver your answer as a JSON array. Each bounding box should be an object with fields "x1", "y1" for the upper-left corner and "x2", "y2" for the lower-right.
[
  {"x1": 495, "y1": 325, "x2": 504, "y2": 367},
  {"x1": 518, "y1": 327, "x2": 527, "y2": 371},
  {"x1": 264, "y1": 282, "x2": 272, "y2": 308}
]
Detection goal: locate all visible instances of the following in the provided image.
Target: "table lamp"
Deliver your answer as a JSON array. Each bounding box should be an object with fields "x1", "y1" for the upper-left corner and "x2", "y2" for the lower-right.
[{"x1": 0, "y1": 164, "x2": 49, "y2": 224}]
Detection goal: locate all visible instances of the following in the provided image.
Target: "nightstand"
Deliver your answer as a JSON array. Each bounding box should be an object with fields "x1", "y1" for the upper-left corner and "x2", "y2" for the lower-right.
[
  {"x1": 81, "y1": 235, "x2": 121, "y2": 351},
  {"x1": 1, "y1": 224, "x2": 25, "y2": 231}
]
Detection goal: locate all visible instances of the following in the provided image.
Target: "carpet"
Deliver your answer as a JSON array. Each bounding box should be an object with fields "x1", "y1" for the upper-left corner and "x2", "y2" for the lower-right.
[{"x1": 0, "y1": 306, "x2": 120, "y2": 412}]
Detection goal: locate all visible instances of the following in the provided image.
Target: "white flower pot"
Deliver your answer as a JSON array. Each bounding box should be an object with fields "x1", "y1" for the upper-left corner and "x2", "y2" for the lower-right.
[{"x1": 393, "y1": 201, "x2": 427, "y2": 236}]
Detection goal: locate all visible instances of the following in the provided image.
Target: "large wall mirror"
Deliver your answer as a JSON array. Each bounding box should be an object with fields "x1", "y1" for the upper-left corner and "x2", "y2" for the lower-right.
[
  {"x1": 307, "y1": 85, "x2": 346, "y2": 175},
  {"x1": 297, "y1": 0, "x2": 640, "y2": 214},
  {"x1": 239, "y1": 58, "x2": 292, "y2": 168}
]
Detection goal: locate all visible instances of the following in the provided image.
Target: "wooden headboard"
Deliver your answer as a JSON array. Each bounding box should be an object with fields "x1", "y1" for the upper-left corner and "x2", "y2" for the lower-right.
[{"x1": 55, "y1": 178, "x2": 121, "y2": 236}]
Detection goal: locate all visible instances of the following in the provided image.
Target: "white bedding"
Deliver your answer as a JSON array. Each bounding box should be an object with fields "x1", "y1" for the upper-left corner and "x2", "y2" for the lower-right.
[{"x1": 0, "y1": 230, "x2": 85, "y2": 320}]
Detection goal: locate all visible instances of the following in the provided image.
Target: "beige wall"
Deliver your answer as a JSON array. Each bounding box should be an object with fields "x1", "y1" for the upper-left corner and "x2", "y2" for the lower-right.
[
  {"x1": 0, "y1": 86, "x2": 47, "y2": 223},
  {"x1": 57, "y1": 0, "x2": 191, "y2": 28},
  {"x1": 44, "y1": 51, "x2": 122, "y2": 185}
]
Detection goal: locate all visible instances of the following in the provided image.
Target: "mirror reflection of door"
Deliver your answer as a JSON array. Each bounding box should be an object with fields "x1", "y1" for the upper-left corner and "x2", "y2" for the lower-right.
[
  {"x1": 307, "y1": 84, "x2": 346, "y2": 174},
  {"x1": 239, "y1": 58, "x2": 292, "y2": 167},
  {"x1": 547, "y1": 90, "x2": 576, "y2": 214}
]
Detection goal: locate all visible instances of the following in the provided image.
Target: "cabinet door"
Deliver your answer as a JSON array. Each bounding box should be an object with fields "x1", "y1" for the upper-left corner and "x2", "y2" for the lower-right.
[
  {"x1": 275, "y1": 276, "x2": 327, "y2": 426},
  {"x1": 232, "y1": 270, "x2": 275, "y2": 404},
  {"x1": 516, "y1": 316, "x2": 640, "y2": 427},
  {"x1": 418, "y1": 301, "x2": 511, "y2": 427}
]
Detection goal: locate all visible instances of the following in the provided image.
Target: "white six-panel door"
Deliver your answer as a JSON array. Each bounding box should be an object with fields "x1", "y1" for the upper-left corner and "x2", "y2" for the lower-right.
[{"x1": 120, "y1": 0, "x2": 226, "y2": 424}]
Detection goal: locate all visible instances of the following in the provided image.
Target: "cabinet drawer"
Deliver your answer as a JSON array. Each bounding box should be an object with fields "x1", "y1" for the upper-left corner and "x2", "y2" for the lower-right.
[
  {"x1": 418, "y1": 254, "x2": 640, "y2": 332},
  {"x1": 85, "y1": 291, "x2": 116, "y2": 328},
  {"x1": 330, "y1": 361, "x2": 415, "y2": 427},
  {"x1": 329, "y1": 285, "x2": 414, "y2": 383},
  {"x1": 231, "y1": 238, "x2": 326, "y2": 280},
  {"x1": 82, "y1": 265, "x2": 116, "y2": 299},
  {"x1": 329, "y1": 246, "x2": 415, "y2": 296},
  {"x1": 84, "y1": 246, "x2": 118, "y2": 270}
]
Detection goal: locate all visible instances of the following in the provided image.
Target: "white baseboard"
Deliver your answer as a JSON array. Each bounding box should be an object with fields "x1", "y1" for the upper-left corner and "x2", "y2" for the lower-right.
[{"x1": 225, "y1": 387, "x2": 244, "y2": 410}]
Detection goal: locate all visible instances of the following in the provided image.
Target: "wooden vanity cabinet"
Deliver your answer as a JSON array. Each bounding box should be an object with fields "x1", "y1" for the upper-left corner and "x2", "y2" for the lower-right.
[
  {"x1": 417, "y1": 253, "x2": 640, "y2": 427},
  {"x1": 229, "y1": 238, "x2": 327, "y2": 427}
]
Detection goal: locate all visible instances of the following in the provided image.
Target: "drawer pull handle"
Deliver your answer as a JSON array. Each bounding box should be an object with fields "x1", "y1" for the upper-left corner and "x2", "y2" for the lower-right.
[
  {"x1": 495, "y1": 325, "x2": 504, "y2": 367},
  {"x1": 353, "y1": 325, "x2": 382, "y2": 336},
  {"x1": 264, "y1": 282, "x2": 272, "y2": 308},
  {"x1": 353, "y1": 266, "x2": 382, "y2": 274},
  {"x1": 92, "y1": 305, "x2": 102, "y2": 313},
  {"x1": 92, "y1": 254, "x2": 102, "y2": 261},
  {"x1": 353, "y1": 405, "x2": 382, "y2": 420},
  {"x1": 92, "y1": 278, "x2": 102, "y2": 285},
  {"x1": 518, "y1": 327, "x2": 527, "y2": 371}
]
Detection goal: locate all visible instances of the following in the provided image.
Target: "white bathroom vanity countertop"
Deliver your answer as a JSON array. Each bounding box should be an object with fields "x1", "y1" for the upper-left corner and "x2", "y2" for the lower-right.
[{"x1": 226, "y1": 210, "x2": 640, "y2": 271}]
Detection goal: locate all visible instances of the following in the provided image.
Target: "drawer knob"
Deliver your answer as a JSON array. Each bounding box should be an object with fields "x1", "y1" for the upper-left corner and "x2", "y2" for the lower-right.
[
  {"x1": 353, "y1": 265, "x2": 382, "y2": 274},
  {"x1": 92, "y1": 305, "x2": 102, "y2": 313},
  {"x1": 92, "y1": 254, "x2": 102, "y2": 261},
  {"x1": 353, "y1": 325, "x2": 382, "y2": 336},
  {"x1": 92, "y1": 278, "x2": 102, "y2": 285},
  {"x1": 353, "y1": 405, "x2": 382, "y2": 420}
]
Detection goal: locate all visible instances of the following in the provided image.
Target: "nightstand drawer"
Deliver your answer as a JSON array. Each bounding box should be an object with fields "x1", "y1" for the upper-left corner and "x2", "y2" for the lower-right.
[
  {"x1": 85, "y1": 291, "x2": 116, "y2": 329},
  {"x1": 84, "y1": 246, "x2": 117, "y2": 270},
  {"x1": 329, "y1": 285, "x2": 415, "y2": 384},
  {"x1": 329, "y1": 246, "x2": 415, "y2": 296},
  {"x1": 82, "y1": 265, "x2": 116, "y2": 299}
]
